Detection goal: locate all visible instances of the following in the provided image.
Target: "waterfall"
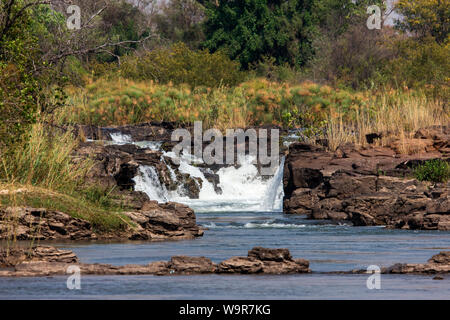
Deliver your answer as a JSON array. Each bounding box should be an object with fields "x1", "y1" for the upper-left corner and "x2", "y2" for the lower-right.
[
  {"x1": 109, "y1": 132, "x2": 132, "y2": 144},
  {"x1": 262, "y1": 157, "x2": 285, "y2": 212},
  {"x1": 133, "y1": 153, "x2": 285, "y2": 213},
  {"x1": 108, "y1": 132, "x2": 285, "y2": 212},
  {"x1": 133, "y1": 166, "x2": 169, "y2": 203}
]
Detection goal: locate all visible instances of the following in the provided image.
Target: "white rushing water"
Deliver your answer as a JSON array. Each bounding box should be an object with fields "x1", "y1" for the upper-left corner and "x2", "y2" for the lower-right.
[
  {"x1": 134, "y1": 154, "x2": 285, "y2": 213},
  {"x1": 108, "y1": 132, "x2": 284, "y2": 212}
]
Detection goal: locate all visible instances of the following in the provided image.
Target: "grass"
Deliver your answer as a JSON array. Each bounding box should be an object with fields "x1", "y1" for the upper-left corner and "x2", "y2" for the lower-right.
[
  {"x1": 0, "y1": 183, "x2": 133, "y2": 232},
  {"x1": 0, "y1": 121, "x2": 92, "y2": 192},
  {"x1": 0, "y1": 121, "x2": 133, "y2": 234},
  {"x1": 325, "y1": 89, "x2": 448, "y2": 151},
  {"x1": 57, "y1": 77, "x2": 448, "y2": 152}
]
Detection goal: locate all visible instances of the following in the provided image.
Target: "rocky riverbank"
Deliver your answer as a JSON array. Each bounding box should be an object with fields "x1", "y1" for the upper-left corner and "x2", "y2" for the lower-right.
[
  {"x1": 283, "y1": 126, "x2": 450, "y2": 230},
  {"x1": 0, "y1": 202, "x2": 203, "y2": 241},
  {"x1": 0, "y1": 246, "x2": 310, "y2": 277}
]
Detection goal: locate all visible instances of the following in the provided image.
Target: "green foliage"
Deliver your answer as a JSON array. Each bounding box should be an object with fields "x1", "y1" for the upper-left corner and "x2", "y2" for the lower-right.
[
  {"x1": 413, "y1": 159, "x2": 450, "y2": 183},
  {"x1": 0, "y1": 3, "x2": 41, "y2": 149},
  {"x1": 0, "y1": 3, "x2": 68, "y2": 149},
  {"x1": 386, "y1": 37, "x2": 450, "y2": 100},
  {"x1": 202, "y1": 0, "x2": 319, "y2": 69},
  {"x1": 395, "y1": 0, "x2": 449, "y2": 43},
  {"x1": 309, "y1": 25, "x2": 394, "y2": 89},
  {"x1": 119, "y1": 42, "x2": 244, "y2": 87},
  {"x1": 94, "y1": 0, "x2": 150, "y2": 63}
]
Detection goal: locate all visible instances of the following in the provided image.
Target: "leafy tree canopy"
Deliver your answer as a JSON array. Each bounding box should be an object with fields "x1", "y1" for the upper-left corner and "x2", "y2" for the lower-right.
[{"x1": 395, "y1": 0, "x2": 449, "y2": 43}]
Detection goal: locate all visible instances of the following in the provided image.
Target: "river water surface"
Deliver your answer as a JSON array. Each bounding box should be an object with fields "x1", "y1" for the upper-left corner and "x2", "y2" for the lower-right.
[{"x1": 1, "y1": 135, "x2": 449, "y2": 299}]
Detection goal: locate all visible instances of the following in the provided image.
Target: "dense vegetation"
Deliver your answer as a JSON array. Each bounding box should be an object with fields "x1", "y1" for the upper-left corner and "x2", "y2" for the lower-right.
[{"x1": 0, "y1": 0, "x2": 448, "y2": 230}]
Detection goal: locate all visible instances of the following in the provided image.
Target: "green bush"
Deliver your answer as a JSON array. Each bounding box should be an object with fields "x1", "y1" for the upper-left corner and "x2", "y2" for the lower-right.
[
  {"x1": 413, "y1": 159, "x2": 450, "y2": 183},
  {"x1": 386, "y1": 37, "x2": 450, "y2": 100},
  {"x1": 119, "y1": 43, "x2": 244, "y2": 87}
]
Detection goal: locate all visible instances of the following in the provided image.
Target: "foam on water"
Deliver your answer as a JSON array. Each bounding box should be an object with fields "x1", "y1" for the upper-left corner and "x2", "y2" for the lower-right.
[{"x1": 109, "y1": 132, "x2": 133, "y2": 144}]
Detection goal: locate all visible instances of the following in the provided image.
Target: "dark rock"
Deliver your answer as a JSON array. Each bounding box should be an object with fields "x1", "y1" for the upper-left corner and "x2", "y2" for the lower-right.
[
  {"x1": 283, "y1": 126, "x2": 450, "y2": 231},
  {"x1": 366, "y1": 133, "x2": 382, "y2": 144},
  {"x1": 248, "y1": 247, "x2": 293, "y2": 262}
]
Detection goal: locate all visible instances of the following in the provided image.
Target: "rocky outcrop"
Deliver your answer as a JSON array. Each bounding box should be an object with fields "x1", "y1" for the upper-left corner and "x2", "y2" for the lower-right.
[
  {"x1": 382, "y1": 251, "x2": 450, "y2": 275},
  {"x1": 0, "y1": 246, "x2": 309, "y2": 277},
  {"x1": 0, "y1": 204, "x2": 203, "y2": 241},
  {"x1": 75, "y1": 122, "x2": 176, "y2": 142},
  {"x1": 0, "y1": 246, "x2": 78, "y2": 267},
  {"x1": 76, "y1": 141, "x2": 205, "y2": 200},
  {"x1": 123, "y1": 201, "x2": 204, "y2": 240},
  {"x1": 217, "y1": 247, "x2": 310, "y2": 274},
  {"x1": 283, "y1": 126, "x2": 450, "y2": 230},
  {"x1": 346, "y1": 251, "x2": 450, "y2": 276},
  {"x1": 0, "y1": 207, "x2": 97, "y2": 240}
]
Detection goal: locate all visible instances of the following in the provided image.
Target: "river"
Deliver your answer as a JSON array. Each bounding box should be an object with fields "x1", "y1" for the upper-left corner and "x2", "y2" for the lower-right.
[{"x1": 1, "y1": 134, "x2": 449, "y2": 299}]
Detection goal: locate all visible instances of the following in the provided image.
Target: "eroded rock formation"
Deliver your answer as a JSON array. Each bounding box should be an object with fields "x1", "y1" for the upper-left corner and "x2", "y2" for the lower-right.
[
  {"x1": 0, "y1": 204, "x2": 203, "y2": 241},
  {"x1": 283, "y1": 126, "x2": 450, "y2": 230}
]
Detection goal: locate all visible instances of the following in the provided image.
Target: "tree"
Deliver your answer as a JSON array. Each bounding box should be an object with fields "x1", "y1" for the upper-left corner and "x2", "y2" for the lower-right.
[
  {"x1": 202, "y1": 0, "x2": 319, "y2": 69},
  {"x1": 155, "y1": 0, "x2": 205, "y2": 48},
  {"x1": 395, "y1": 0, "x2": 449, "y2": 43},
  {"x1": 0, "y1": 0, "x2": 153, "y2": 149}
]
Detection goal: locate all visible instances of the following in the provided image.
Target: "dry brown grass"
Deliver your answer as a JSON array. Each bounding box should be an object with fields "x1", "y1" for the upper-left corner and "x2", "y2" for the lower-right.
[{"x1": 325, "y1": 91, "x2": 449, "y2": 152}]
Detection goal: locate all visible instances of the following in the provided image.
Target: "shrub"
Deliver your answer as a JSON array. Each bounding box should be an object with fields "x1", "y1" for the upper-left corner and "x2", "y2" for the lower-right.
[
  {"x1": 414, "y1": 159, "x2": 450, "y2": 183},
  {"x1": 385, "y1": 37, "x2": 450, "y2": 100},
  {"x1": 308, "y1": 24, "x2": 394, "y2": 89},
  {"x1": 119, "y1": 43, "x2": 244, "y2": 87}
]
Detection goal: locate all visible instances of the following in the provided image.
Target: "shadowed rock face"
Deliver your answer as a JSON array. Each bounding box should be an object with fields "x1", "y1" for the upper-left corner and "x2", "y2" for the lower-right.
[
  {"x1": 75, "y1": 141, "x2": 204, "y2": 200},
  {"x1": 283, "y1": 126, "x2": 450, "y2": 230},
  {"x1": 0, "y1": 204, "x2": 203, "y2": 241},
  {"x1": 0, "y1": 246, "x2": 310, "y2": 277}
]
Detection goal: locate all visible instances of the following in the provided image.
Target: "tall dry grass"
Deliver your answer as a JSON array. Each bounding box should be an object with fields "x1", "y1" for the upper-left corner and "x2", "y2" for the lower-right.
[
  {"x1": 0, "y1": 121, "x2": 92, "y2": 193},
  {"x1": 326, "y1": 90, "x2": 448, "y2": 151}
]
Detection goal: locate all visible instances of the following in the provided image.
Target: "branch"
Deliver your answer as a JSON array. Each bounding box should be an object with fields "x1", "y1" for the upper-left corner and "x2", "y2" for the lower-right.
[{"x1": 0, "y1": 0, "x2": 52, "y2": 39}]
